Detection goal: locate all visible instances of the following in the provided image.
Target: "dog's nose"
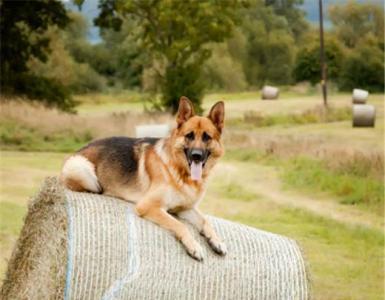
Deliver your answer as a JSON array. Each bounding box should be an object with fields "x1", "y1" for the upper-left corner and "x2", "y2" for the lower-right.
[{"x1": 191, "y1": 148, "x2": 204, "y2": 162}]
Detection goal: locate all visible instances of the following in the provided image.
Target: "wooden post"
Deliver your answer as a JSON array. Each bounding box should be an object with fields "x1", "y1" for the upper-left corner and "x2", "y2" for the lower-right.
[{"x1": 319, "y1": 0, "x2": 327, "y2": 107}]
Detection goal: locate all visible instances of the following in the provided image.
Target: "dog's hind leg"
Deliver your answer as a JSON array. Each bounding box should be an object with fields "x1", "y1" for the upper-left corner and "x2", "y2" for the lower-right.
[
  {"x1": 60, "y1": 155, "x2": 101, "y2": 193},
  {"x1": 178, "y1": 208, "x2": 227, "y2": 256}
]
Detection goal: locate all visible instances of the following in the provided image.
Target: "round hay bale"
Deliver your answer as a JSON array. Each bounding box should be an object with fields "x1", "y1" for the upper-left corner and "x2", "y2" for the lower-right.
[
  {"x1": 352, "y1": 89, "x2": 369, "y2": 104},
  {"x1": 261, "y1": 86, "x2": 279, "y2": 100},
  {"x1": 0, "y1": 177, "x2": 67, "y2": 300},
  {"x1": 1, "y1": 178, "x2": 311, "y2": 300},
  {"x1": 353, "y1": 104, "x2": 376, "y2": 127},
  {"x1": 135, "y1": 124, "x2": 170, "y2": 138}
]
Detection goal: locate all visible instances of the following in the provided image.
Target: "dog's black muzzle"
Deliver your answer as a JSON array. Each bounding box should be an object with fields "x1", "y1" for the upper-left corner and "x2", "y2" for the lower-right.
[{"x1": 184, "y1": 148, "x2": 210, "y2": 166}]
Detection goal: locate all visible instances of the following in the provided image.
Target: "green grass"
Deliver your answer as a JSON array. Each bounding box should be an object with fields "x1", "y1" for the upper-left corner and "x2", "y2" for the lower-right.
[
  {"x1": 0, "y1": 201, "x2": 26, "y2": 237},
  {"x1": 0, "y1": 201, "x2": 27, "y2": 281},
  {"x1": 0, "y1": 120, "x2": 93, "y2": 152},
  {"x1": 282, "y1": 157, "x2": 384, "y2": 210},
  {"x1": 224, "y1": 149, "x2": 384, "y2": 215},
  {"x1": 204, "y1": 175, "x2": 384, "y2": 300},
  {"x1": 214, "y1": 181, "x2": 261, "y2": 202},
  {"x1": 230, "y1": 206, "x2": 384, "y2": 300},
  {"x1": 228, "y1": 106, "x2": 352, "y2": 129}
]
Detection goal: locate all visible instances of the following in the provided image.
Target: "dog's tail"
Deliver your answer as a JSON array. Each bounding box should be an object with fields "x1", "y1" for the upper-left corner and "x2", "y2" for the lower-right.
[{"x1": 60, "y1": 155, "x2": 101, "y2": 193}]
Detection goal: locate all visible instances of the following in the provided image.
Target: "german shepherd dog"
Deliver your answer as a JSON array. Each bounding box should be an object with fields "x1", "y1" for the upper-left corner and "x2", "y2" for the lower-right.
[{"x1": 60, "y1": 96, "x2": 226, "y2": 261}]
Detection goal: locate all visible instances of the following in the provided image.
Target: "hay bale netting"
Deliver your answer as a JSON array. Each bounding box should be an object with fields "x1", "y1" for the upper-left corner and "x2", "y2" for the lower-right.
[
  {"x1": 135, "y1": 124, "x2": 170, "y2": 138},
  {"x1": 353, "y1": 104, "x2": 376, "y2": 127},
  {"x1": 1, "y1": 178, "x2": 311, "y2": 300},
  {"x1": 352, "y1": 89, "x2": 369, "y2": 104},
  {"x1": 261, "y1": 86, "x2": 279, "y2": 100}
]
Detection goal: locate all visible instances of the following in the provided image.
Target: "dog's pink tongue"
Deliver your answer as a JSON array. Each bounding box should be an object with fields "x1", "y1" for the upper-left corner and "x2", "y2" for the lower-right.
[{"x1": 190, "y1": 161, "x2": 203, "y2": 181}]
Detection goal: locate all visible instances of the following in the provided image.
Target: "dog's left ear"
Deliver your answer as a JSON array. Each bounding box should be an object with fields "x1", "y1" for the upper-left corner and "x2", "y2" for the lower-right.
[
  {"x1": 177, "y1": 96, "x2": 195, "y2": 128},
  {"x1": 208, "y1": 101, "x2": 225, "y2": 133}
]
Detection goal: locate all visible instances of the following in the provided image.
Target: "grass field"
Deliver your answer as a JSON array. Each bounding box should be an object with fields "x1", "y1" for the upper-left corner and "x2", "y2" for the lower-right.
[{"x1": 0, "y1": 91, "x2": 384, "y2": 299}]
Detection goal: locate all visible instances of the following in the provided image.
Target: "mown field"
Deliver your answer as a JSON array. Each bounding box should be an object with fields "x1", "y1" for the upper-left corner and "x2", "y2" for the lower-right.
[{"x1": 0, "y1": 91, "x2": 384, "y2": 299}]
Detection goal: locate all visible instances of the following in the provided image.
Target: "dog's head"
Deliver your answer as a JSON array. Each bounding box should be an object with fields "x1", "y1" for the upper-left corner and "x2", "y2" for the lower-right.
[{"x1": 170, "y1": 96, "x2": 225, "y2": 181}]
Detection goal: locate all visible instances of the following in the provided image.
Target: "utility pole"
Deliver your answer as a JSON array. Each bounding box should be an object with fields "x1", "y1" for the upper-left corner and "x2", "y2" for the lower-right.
[{"x1": 319, "y1": 0, "x2": 327, "y2": 107}]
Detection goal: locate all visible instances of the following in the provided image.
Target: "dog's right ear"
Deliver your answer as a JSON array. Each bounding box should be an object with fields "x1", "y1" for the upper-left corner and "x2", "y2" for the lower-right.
[{"x1": 176, "y1": 96, "x2": 195, "y2": 128}]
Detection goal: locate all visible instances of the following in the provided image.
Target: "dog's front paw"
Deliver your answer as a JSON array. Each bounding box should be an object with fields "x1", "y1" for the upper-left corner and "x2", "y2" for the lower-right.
[
  {"x1": 182, "y1": 238, "x2": 204, "y2": 261},
  {"x1": 208, "y1": 238, "x2": 227, "y2": 256}
]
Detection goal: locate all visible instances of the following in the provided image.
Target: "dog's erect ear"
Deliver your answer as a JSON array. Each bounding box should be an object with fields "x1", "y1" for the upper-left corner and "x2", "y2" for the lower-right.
[
  {"x1": 208, "y1": 101, "x2": 225, "y2": 133},
  {"x1": 176, "y1": 96, "x2": 195, "y2": 127}
]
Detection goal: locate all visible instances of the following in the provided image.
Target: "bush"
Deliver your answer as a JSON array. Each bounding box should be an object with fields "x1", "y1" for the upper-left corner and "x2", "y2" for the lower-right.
[
  {"x1": 28, "y1": 27, "x2": 106, "y2": 95},
  {"x1": 12, "y1": 74, "x2": 75, "y2": 112},
  {"x1": 293, "y1": 33, "x2": 345, "y2": 85},
  {"x1": 263, "y1": 30, "x2": 296, "y2": 85},
  {"x1": 339, "y1": 36, "x2": 384, "y2": 92},
  {"x1": 203, "y1": 43, "x2": 248, "y2": 92},
  {"x1": 70, "y1": 63, "x2": 106, "y2": 93},
  {"x1": 161, "y1": 64, "x2": 205, "y2": 114}
]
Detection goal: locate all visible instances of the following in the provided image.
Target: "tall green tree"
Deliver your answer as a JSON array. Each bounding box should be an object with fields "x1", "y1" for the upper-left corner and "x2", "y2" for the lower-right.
[
  {"x1": 94, "y1": 0, "x2": 244, "y2": 113},
  {"x1": 293, "y1": 33, "x2": 344, "y2": 85},
  {"x1": 239, "y1": 0, "x2": 296, "y2": 86},
  {"x1": 265, "y1": 0, "x2": 308, "y2": 40},
  {"x1": 0, "y1": 0, "x2": 75, "y2": 111},
  {"x1": 339, "y1": 34, "x2": 384, "y2": 92},
  {"x1": 329, "y1": 0, "x2": 384, "y2": 49},
  {"x1": 328, "y1": 1, "x2": 384, "y2": 91}
]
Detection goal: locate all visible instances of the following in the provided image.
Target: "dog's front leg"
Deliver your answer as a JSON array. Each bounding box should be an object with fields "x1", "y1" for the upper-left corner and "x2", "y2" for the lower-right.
[
  {"x1": 178, "y1": 208, "x2": 227, "y2": 256},
  {"x1": 136, "y1": 198, "x2": 204, "y2": 261}
]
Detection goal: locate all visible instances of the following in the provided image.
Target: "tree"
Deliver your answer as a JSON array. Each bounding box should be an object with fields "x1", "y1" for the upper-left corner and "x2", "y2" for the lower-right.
[
  {"x1": 0, "y1": 0, "x2": 75, "y2": 111},
  {"x1": 28, "y1": 12, "x2": 106, "y2": 94},
  {"x1": 339, "y1": 34, "x2": 384, "y2": 92},
  {"x1": 94, "y1": 0, "x2": 243, "y2": 113},
  {"x1": 265, "y1": 0, "x2": 308, "y2": 41},
  {"x1": 329, "y1": 0, "x2": 384, "y2": 49},
  {"x1": 239, "y1": 1, "x2": 296, "y2": 86},
  {"x1": 293, "y1": 33, "x2": 344, "y2": 85}
]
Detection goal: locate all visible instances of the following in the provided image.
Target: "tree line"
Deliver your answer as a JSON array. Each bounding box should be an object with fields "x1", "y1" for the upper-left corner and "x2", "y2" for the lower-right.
[{"x1": 0, "y1": 0, "x2": 383, "y2": 112}]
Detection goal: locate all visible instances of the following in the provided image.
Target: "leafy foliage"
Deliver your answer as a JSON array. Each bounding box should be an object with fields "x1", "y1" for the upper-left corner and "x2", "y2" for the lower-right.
[
  {"x1": 265, "y1": 0, "x2": 308, "y2": 40},
  {"x1": 12, "y1": 74, "x2": 75, "y2": 112},
  {"x1": 238, "y1": 1, "x2": 297, "y2": 86},
  {"x1": 203, "y1": 42, "x2": 247, "y2": 92},
  {"x1": 0, "y1": 0, "x2": 69, "y2": 78},
  {"x1": 28, "y1": 18, "x2": 106, "y2": 94},
  {"x1": 95, "y1": 0, "x2": 243, "y2": 113},
  {"x1": 329, "y1": 0, "x2": 384, "y2": 49},
  {"x1": 293, "y1": 33, "x2": 344, "y2": 84},
  {"x1": 0, "y1": 0, "x2": 74, "y2": 110},
  {"x1": 339, "y1": 35, "x2": 384, "y2": 92}
]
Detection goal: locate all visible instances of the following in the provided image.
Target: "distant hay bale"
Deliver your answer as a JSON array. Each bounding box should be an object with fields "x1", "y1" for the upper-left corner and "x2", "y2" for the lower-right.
[
  {"x1": 353, "y1": 104, "x2": 376, "y2": 127},
  {"x1": 135, "y1": 124, "x2": 170, "y2": 138},
  {"x1": 352, "y1": 89, "x2": 369, "y2": 104},
  {"x1": 261, "y1": 86, "x2": 279, "y2": 100},
  {"x1": 1, "y1": 178, "x2": 311, "y2": 299}
]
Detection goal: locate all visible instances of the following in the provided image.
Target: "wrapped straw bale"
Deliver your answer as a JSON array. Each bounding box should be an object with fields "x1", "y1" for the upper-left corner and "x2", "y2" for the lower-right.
[
  {"x1": 1, "y1": 178, "x2": 311, "y2": 300},
  {"x1": 0, "y1": 177, "x2": 67, "y2": 299},
  {"x1": 353, "y1": 104, "x2": 376, "y2": 127},
  {"x1": 262, "y1": 86, "x2": 279, "y2": 100},
  {"x1": 352, "y1": 89, "x2": 369, "y2": 104}
]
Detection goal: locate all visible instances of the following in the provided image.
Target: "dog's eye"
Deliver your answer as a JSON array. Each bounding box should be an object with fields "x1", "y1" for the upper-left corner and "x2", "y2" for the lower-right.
[
  {"x1": 202, "y1": 132, "x2": 212, "y2": 142},
  {"x1": 185, "y1": 132, "x2": 195, "y2": 140}
]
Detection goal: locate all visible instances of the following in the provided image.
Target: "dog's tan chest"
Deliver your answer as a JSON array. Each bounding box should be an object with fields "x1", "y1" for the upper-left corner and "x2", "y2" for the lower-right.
[{"x1": 164, "y1": 183, "x2": 205, "y2": 211}]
